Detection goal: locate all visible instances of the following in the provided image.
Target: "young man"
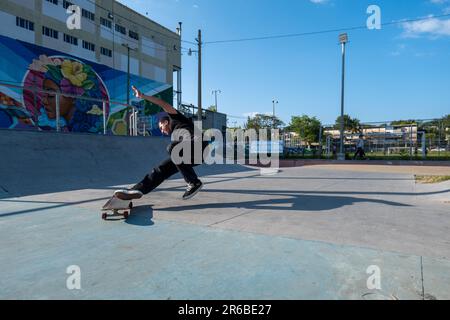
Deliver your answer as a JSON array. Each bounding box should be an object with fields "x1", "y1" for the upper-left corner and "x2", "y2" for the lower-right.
[
  {"x1": 353, "y1": 134, "x2": 366, "y2": 160},
  {"x1": 114, "y1": 86, "x2": 206, "y2": 201}
]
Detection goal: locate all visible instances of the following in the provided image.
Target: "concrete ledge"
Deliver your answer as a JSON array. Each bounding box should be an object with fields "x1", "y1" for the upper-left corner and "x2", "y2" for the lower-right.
[{"x1": 278, "y1": 159, "x2": 450, "y2": 167}]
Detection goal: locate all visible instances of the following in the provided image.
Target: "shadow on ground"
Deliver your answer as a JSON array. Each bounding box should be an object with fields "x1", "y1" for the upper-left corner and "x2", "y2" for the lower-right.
[
  {"x1": 125, "y1": 205, "x2": 154, "y2": 226},
  {"x1": 158, "y1": 191, "x2": 411, "y2": 213}
]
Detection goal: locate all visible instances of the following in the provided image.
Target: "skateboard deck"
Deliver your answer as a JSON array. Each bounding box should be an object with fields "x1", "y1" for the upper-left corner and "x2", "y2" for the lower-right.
[{"x1": 101, "y1": 196, "x2": 133, "y2": 220}]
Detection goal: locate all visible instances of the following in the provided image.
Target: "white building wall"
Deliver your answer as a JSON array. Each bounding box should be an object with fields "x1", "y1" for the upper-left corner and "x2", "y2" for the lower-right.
[
  {"x1": 0, "y1": 11, "x2": 35, "y2": 44},
  {"x1": 100, "y1": 25, "x2": 113, "y2": 42},
  {"x1": 113, "y1": 32, "x2": 138, "y2": 50},
  {"x1": 11, "y1": 0, "x2": 35, "y2": 10},
  {"x1": 141, "y1": 36, "x2": 166, "y2": 62},
  {"x1": 141, "y1": 61, "x2": 154, "y2": 80},
  {"x1": 42, "y1": 0, "x2": 67, "y2": 24},
  {"x1": 114, "y1": 53, "x2": 139, "y2": 76},
  {"x1": 81, "y1": 17, "x2": 96, "y2": 34},
  {"x1": 99, "y1": 54, "x2": 113, "y2": 68},
  {"x1": 154, "y1": 66, "x2": 166, "y2": 83}
]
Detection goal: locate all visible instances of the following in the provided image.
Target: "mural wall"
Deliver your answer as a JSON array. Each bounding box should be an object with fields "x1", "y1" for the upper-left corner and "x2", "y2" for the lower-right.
[{"x1": 0, "y1": 35, "x2": 171, "y2": 136}]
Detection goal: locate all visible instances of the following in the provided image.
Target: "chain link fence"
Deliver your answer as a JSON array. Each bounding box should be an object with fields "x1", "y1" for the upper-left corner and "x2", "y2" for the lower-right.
[{"x1": 282, "y1": 119, "x2": 450, "y2": 160}]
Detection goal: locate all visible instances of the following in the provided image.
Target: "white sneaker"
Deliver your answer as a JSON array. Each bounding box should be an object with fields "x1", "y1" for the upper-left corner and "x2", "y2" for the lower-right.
[{"x1": 114, "y1": 189, "x2": 143, "y2": 201}]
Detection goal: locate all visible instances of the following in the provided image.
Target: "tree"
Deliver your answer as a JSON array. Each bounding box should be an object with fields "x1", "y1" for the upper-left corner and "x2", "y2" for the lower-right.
[
  {"x1": 334, "y1": 115, "x2": 361, "y2": 133},
  {"x1": 288, "y1": 115, "x2": 322, "y2": 145},
  {"x1": 390, "y1": 119, "x2": 416, "y2": 126},
  {"x1": 208, "y1": 105, "x2": 217, "y2": 112},
  {"x1": 244, "y1": 114, "x2": 284, "y2": 131}
]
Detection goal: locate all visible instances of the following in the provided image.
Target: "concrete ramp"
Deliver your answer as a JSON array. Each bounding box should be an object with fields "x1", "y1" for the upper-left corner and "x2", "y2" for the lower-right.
[
  {"x1": 0, "y1": 130, "x2": 172, "y2": 197},
  {"x1": 0, "y1": 129, "x2": 255, "y2": 198}
]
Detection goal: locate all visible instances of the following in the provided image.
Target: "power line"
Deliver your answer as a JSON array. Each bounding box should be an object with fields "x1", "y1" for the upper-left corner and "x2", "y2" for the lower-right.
[
  {"x1": 203, "y1": 13, "x2": 450, "y2": 45},
  {"x1": 77, "y1": 14, "x2": 190, "y2": 54},
  {"x1": 83, "y1": 0, "x2": 196, "y2": 45}
]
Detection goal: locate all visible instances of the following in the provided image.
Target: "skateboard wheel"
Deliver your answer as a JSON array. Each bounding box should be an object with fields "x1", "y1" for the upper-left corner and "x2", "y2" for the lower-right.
[
  {"x1": 123, "y1": 211, "x2": 129, "y2": 219},
  {"x1": 102, "y1": 213, "x2": 107, "y2": 220}
]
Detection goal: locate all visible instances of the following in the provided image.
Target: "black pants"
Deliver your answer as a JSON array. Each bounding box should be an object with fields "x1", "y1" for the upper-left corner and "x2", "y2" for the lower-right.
[
  {"x1": 354, "y1": 147, "x2": 365, "y2": 160},
  {"x1": 137, "y1": 141, "x2": 207, "y2": 195}
]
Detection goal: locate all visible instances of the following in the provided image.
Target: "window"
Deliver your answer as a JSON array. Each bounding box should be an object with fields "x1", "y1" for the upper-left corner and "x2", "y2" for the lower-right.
[
  {"x1": 42, "y1": 26, "x2": 58, "y2": 39},
  {"x1": 129, "y1": 30, "x2": 139, "y2": 40},
  {"x1": 82, "y1": 40, "x2": 95, "y2": 52},
  {"x1": 63, "y1": 33, "x2": 78, "y2": 45},
  {"x1": 16, "y1": 17, "x2": 34, "y2": 31},
  {"x1": 101, "y1": 47, "x2": 112, "y2": 57},
  {"x1": 45, "y1": 0, "x2": 58, "y2": 5},
  {"x1": 82, "y1": 9, "x2": 95, "y2": 21},
  {"x1": 115, "y1": 24, "x2": 126, "y2": 35},
  {"x1": 62, "y1": 0, "x2": 73, "y2": 9},
  {"x1": 100, "y1": 17, "x2": 112, "y2": 29}
]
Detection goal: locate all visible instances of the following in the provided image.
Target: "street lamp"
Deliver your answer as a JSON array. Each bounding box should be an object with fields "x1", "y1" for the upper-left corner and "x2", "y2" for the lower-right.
[
  {"x1": 122, "y1": 43, "x2": 137, "y2": 136},
  {"x1": 338, "y1": 33, "x2": 348, "y2": 161},
  {"x1": 272, "y1": 99, "x2": 278, "y2": 128},
  {"x1": 212, "y1": 89, "x2": 221, "y2": 111}
]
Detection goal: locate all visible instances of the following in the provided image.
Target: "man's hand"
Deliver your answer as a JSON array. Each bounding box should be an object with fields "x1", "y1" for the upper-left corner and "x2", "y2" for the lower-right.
[{"x1": 132, "y1": 85, "x2": 143, "y2": 99}]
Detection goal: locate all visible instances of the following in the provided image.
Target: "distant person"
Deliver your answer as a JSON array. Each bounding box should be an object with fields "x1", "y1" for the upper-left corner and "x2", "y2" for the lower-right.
[
  {"x1": 353, "y1": 134, "x2": 366, "y2": 160},
  {"x1": 114, "y1": 86, "x2": 208, "y2": 201}
]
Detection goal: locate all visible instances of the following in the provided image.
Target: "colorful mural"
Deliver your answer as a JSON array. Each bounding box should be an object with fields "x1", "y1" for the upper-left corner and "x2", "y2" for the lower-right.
[{"x1": 0, "y1": 35, "x2": 172, "y2": 135}]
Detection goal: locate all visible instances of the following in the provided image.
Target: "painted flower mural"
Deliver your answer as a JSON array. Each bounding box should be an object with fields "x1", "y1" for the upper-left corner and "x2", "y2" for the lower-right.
[
  {"x1": 0, "y1": 35, "x2": 173, "y2": 135},
  {"x1": 23, "y1": 55, "x2": 110, "y2": 133}
]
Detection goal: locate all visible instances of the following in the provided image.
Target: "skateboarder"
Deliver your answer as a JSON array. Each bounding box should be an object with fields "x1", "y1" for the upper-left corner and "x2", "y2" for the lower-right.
[{"x1": 114, "y1": 86, "x2": 206, "y2": 201}]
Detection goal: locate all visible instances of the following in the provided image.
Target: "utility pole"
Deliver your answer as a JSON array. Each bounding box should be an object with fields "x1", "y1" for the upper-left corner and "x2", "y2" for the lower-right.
[
  {"x1": 338, "y1": 33, "x2": 348, "y2": 161},
  {"x1": 197, "y1": 29, "x2": 202, "y2": 121},
  {"x1": 212, "y1": 90, "x2": 221, "y2": 111},
  {"x1": 175, "y1": 22, "x2": 182, "y2": 110}
]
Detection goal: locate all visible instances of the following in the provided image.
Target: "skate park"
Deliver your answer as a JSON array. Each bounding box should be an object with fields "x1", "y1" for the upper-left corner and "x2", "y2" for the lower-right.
[{"x1": 1, "y1": 129, "x2": 450, "y2": 300}]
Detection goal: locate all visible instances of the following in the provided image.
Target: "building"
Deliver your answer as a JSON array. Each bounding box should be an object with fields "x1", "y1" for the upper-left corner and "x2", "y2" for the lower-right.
[
  {"x1": 0, "y1": 0, "x2": 181, "y2": 135},
  {"x1": 178, "y1": 103, "x2": 227, "y2": 135}
]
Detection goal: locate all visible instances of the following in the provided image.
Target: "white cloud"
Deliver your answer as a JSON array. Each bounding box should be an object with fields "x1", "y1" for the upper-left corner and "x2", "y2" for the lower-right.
[
  {"x1": 402, "y1": 15, "x2": 450, "y2": 37},
  {"x1": 429, "y1": 0, "x2": 449, "y2": 4},
  {"x1": 390, "y1": 43, "x2": 406, "y2": 56},
  {"x1": 310, "y1": 0, "x2": 328, "y2": 4}
]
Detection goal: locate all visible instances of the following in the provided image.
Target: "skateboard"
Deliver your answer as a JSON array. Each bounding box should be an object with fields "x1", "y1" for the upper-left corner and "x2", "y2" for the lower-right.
[{"x1": 101, "y1": 195, "x2": 133, "y2": 220}]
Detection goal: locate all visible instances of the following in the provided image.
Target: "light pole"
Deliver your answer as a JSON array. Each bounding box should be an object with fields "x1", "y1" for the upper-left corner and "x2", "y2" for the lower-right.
[
  {"x1": 122, "y1": 43, "x2": 137, "y2": 136},
  {"x1": 212, "y1": 89, "x2": 221, "y2": 111},
  {"x1": 197, "y1": 30, "x2": 202, "y2": 121},
  {"x1": 122, "y1": 43, "x2": 137, "y2": 106},
  {"x1": 272, "y1": 99, "x2": 278, "y2": 128},
  {"x1": 338, "y1": 33, "x2": 348, "y2": 161}
]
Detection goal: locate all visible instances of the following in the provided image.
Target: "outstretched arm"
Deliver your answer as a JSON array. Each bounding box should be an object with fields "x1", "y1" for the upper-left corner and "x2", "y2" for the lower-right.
[{"x1": 132, "y1": 85, "x2": 177, "y2": 114}]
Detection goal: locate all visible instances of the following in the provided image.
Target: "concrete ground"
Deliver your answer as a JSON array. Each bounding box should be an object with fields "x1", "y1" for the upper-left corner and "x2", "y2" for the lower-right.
[{"x1": 1, "y1": 164, "x2": 449, "y2": 300}]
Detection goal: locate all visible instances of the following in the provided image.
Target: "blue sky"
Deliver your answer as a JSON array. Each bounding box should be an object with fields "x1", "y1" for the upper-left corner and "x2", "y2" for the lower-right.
[{"x1": 119, "y1": 0, "x2": 450, "y2": 126}]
